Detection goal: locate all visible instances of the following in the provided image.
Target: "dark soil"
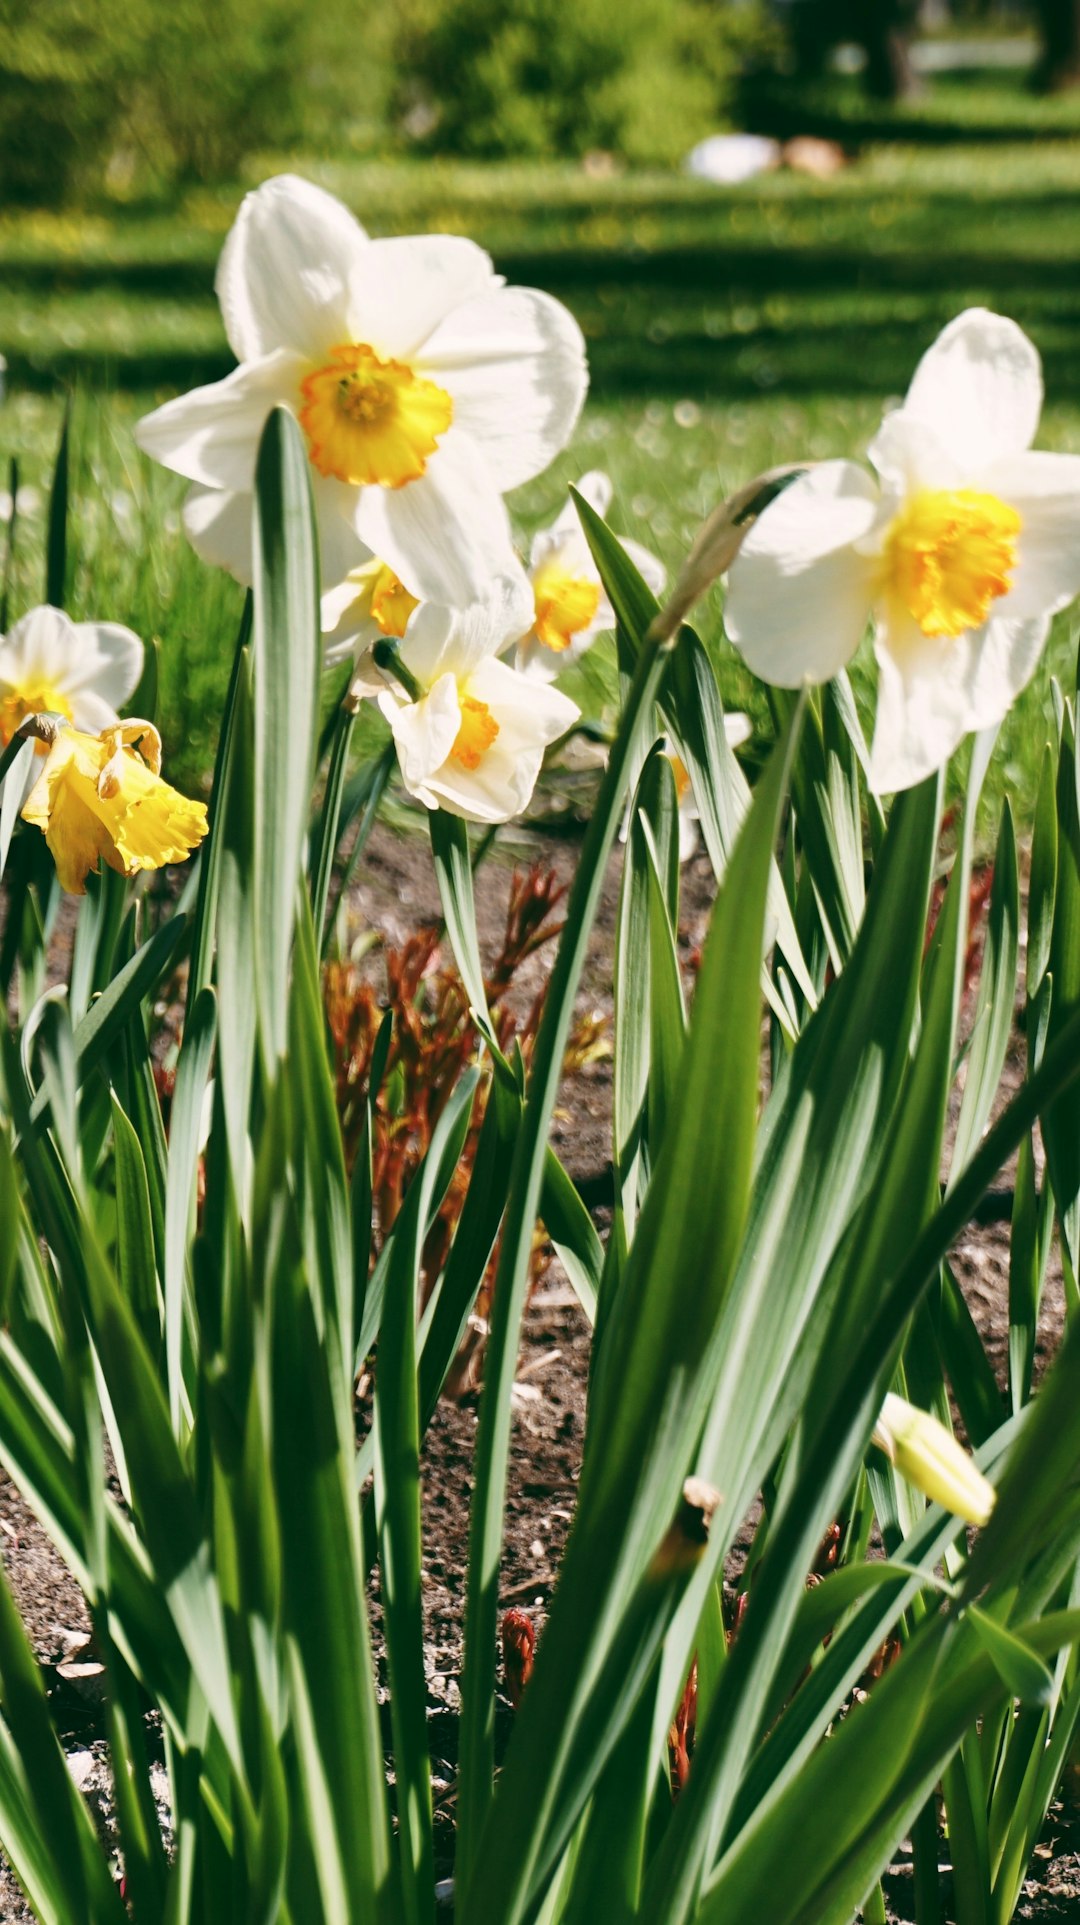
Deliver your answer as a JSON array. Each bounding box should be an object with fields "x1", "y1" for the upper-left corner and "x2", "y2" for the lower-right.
[{"x1": 2, "y1": 815, "x2": 1078, "y2": 1923}]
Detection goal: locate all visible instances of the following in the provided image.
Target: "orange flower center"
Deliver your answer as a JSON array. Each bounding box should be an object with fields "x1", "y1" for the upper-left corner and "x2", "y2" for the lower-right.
[
  {"x1": 884, "y1": 488, "x2": 1021, "y2": 640},
  {"x1": 298, "y1": 343, "x2": 453, "y2": 489},
  {"x1": 450, "y1": 695, "x2": 499, "y2": 770},
  {"x1": 531, "y1": 562, "x2": 602, "y2": 652}
]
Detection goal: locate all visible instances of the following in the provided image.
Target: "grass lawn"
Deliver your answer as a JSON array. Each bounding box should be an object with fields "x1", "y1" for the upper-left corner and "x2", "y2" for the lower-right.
[{"x1": 2, "y1": 66, "x2": 1079, "y2": 819}]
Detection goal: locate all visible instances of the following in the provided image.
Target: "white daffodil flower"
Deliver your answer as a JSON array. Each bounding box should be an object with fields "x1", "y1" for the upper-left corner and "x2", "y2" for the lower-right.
[
  {"x1": 872, "y1": 1391, "x2": 995, "y2": 1528},
  {"x1": 0, "y1": 605, "x2": 143, "y2": 800},
  {"x1": 724, "y1": 309, "x2": 1080, "y2": 793},
  {"x1": 375, "y1": 576, "x2": 579, "y2": 823},
  {"x1": 135, "y1": 174, "x2": 588, "y2": 606},
  {"x1": 515, "y1": 472, "x2": 666, "y2": 684}
]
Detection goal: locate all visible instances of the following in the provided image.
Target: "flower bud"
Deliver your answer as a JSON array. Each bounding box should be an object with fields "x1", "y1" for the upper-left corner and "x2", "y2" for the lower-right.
[{"x1": 872, "y1": 1392, "x2": 995, "y2": 1527}]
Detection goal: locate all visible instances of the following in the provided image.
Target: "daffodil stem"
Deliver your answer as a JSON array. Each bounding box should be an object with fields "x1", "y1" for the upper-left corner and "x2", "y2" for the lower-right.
[{"x1": 372, "y1": 638, "x2": 422, "y2": 702}]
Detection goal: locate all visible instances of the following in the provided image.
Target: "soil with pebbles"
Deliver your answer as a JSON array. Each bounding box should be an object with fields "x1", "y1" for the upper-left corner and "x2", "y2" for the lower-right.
[{"x1": 2, "y1": 816, "x2": 1078, "y2": 1922}]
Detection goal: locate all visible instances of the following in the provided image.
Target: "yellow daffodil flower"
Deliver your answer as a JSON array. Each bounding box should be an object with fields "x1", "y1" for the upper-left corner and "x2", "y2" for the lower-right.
[{"x1": 20, "y1": 719, "x2": 207, "y2": 896}]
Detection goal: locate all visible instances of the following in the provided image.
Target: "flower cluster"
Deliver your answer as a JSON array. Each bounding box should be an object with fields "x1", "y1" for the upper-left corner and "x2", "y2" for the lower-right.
[{"x1": 136, "y1": 174, "x2": 671, "y2": 824}]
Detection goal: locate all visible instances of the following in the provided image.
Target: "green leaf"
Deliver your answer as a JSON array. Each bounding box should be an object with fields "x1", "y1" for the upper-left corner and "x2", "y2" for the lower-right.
[
  {"x1": 460, "y1": 705, "x2": 800, "y2": 1925},
  {"x1": 324, "y1": 740, "x2": 395, "y2": 944},
  {"x1": 659, "y1": 625, "x2": 816, "y2": 1021},
  {"x1": 417, "y1": 1067, "x2": 522, "y2": 1429},
  {"x1": 1027, "y1": 739, "x2": 1058, "y2": 1000},
  {"x1": 29, "y1": 911, "x2": 190, "y2": 1128},
  {"x1": 309, "y1": 700, "x2": 357, "y2": 942},
  {"x1": 164, "y1": 986, "x2": 217, "y2": 1431},
  {"x1": 539, "y1": 1149, "x2": 602, "y2": 1327},
  {"x1": 351, "y1": 1007, "x2": 393, "y2": 1356},
  {"x1": 0, "y1": 743, "x2": 33, "y2": 882},
  {"x1": 952, "y1": 800, "x2": 1019, "y2": 1179},
  {"x1": 261, "y1": 1083, "x2": 393, "y2": 1919},
  {"x1": 252, "y1": 407, "x2": 321, "y2": 1064},
  {"x1": 0, "y1": 1558, "x2": 127, "y2": 1924},
  {"x1": 429, "y1": 808, "x2": 512, "y2": 1078},
  {"x1": 612, "y1": 746, "x2": 677, "y2": 1231},
  {"x1": 111, "y1": 1093, "x2": 161, "y2": 1359},
  {"x1": 455, "y1": 569, "x2": 675, "y2": 1893},
  {"x1": 967, "y1": 1605, "x2": 1054, "y2": 1707},
  {"x1": 187, "y1": 592, "x2": 252, "y2": 1009},
  {"x1": 1041, "y1": 703, "x2": 1080, "y2": 1268}
]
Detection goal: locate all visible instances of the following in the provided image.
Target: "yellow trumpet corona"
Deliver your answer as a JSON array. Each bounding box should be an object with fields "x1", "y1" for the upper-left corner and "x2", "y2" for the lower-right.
[{"x1": 20, "y1": 718, "x2": 208, "y2": 896}]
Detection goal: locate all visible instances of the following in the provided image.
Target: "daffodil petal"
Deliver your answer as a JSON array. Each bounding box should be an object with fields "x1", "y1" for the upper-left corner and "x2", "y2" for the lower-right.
[
  {"x1": 981, "y1": 449, "x2": 1080, "y2": 621},
  {"x1": 724, "y1": 461, "x2": 880, "y2": 686},
  {"x1": 416, "y1": 660, "x2": 578, "y2": 823},
  {"x1": 546, "y1": 469, "x2": 612, "y2": 544},
  {"x1": 216, "y1": 173, "x2": 369, "y2": 362},
  {"x1": 344, "y1": 234, "x2": 499, "y2": 361},
  {"x1": 869, "y1": 606, "x2": 1049, "y2": 794},
  {"x1": 182, "y1": 484, "x2": 254, "y2": 580},
  {"x1": 379, "y1": 672, "x2": 462, "y2": 791},
  {"x1": 0, "y1": 607, "x2": 141, "y2": 714},
  {"x1": 353, "y1": 427, "x2": 519, "y2": 604},
  {"x1": 900, "y1": 308, "x2": 1043, "y2": 472},
  {"x1": 135, "y1": 350, "x2": 307, "y2": 492},
  {"x1": 677, "y1": 808, "x2": 700, "y2": 864},
  {"x1": 64, "y1": 621, "x2": 144, "y2": 707},
  {"x1": 867, "y1": 410, "x2": 966, "y2": 496},
  {"x1": 418, "y1": 287, "x2": 588, "y2": 492}
]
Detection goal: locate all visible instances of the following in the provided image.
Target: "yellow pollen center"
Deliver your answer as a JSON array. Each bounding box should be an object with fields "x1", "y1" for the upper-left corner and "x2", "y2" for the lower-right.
[
  {"x1": 370, "y1": 565, "x2": 419, "y2": 639},
  {"x1": 298, "y1": 343, "x2": 453, "y2": 490},
  {"x1": 450, "y1": 695, "x2": 499, "y2": 771},
  {"x1": 0, "y1": 680, "x2": 75, "y2": 753},
  {"x1": 884, "y1": 488, "x2": 1021, "y2": 640},
  {"x1": 531, "y1": 563, "x2": 602, "y2": 652}
]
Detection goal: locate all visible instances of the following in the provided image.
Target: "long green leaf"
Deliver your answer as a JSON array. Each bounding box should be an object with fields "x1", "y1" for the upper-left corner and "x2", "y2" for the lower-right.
[
  {"x1": 455, "y1": 529, "x2": 676, "y2": 1891},
  {"x1": 460, "y1": 704, "x2": 799, "y2": 1925},
  {"x1": 252, "y1": 407, "x2": 321, "y2": 1064}
]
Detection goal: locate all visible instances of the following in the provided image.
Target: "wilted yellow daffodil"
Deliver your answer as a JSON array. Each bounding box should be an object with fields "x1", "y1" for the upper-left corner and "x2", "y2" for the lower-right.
[
  {"x1": 20, "y1": 718, "x2": 207, "y2": 896},
  {"x1": 725, "y1": 309, "x2": 1080, "y2": 792},
  {"x1": 872, "y1": 1391, "x2": 995, "y2": 1528},
  {"x1": 0, "y1": 605, "x2": 143, "y2": 800}
]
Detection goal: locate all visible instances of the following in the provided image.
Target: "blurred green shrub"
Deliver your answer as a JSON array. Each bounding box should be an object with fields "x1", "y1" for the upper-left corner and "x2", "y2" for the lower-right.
[
  {"x1": 0, "y1": 0, "x2": 773, "y2": 199},
  {"x1": 0, "y1": 0, "x2": 310, "y2": 203},
  {"x1": 396, "y1": 0, "x2": 777, "y2": 164}
]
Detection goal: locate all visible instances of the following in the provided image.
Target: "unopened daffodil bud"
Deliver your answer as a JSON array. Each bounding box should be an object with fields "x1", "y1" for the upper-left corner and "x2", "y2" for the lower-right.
[{"x1": 872, "y1": 1391, "x2": 995, "y2": 1528}]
